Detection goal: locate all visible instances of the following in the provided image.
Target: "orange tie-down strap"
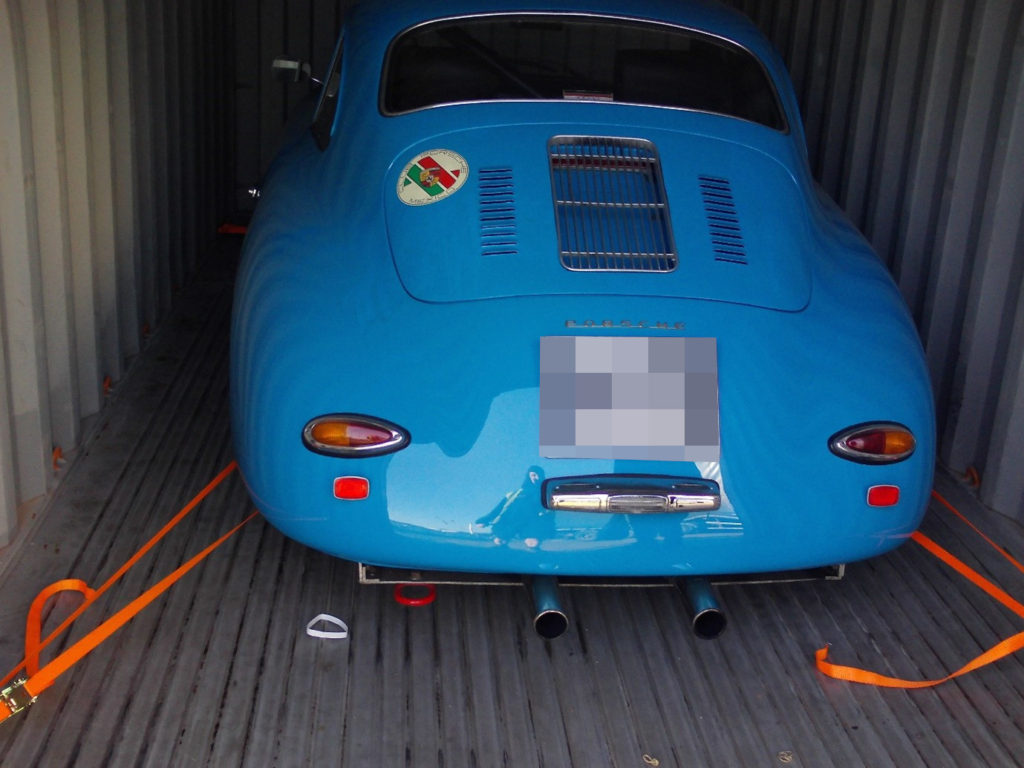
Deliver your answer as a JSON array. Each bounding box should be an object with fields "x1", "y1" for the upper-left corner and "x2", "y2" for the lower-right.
[
  {"x1": 1, "y1": 462, "x2": 253, "y2": 724},
  {"x1": 817, "y1": 490, "x2": 1024, "y2": 688}
]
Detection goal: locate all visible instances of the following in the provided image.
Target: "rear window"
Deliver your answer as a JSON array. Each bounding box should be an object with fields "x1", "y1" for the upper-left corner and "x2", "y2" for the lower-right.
[{"x1": 382, "y1": 15, "x2": 785, "y2": 130}]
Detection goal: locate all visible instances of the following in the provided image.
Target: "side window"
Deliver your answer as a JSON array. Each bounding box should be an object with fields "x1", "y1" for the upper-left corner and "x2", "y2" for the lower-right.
[{"x1": 311, "y1": 36, "x2": 344, "y2": 150}]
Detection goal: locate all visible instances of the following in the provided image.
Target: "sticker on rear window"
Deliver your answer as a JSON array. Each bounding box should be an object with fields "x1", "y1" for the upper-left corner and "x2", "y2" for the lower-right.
[{"x1": 397, "y1": 149, "x2": 469, "y2": 206}]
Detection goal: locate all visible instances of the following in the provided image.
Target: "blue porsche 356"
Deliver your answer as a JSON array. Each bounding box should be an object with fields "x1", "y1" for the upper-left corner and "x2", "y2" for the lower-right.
[{"x1": 231, "y1": 0, "x2": 934, "y2": 637}]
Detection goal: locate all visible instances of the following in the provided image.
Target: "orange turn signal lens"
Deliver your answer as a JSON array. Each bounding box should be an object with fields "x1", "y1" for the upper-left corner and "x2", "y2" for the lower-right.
[
  {"x1": 311, "y1": 421, "x2": 392, "y2": 448},
  {"x1": 829, "y1": 422, "x2": 916, "y2": 464},
  {"x1": 303, "y1": 414, "x2": 409, "y2": 457}
]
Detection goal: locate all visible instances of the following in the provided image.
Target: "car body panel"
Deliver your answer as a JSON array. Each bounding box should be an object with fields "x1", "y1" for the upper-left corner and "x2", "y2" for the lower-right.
[{"x1": 231, "y1": 0, "x2": 935, "y2": 578}]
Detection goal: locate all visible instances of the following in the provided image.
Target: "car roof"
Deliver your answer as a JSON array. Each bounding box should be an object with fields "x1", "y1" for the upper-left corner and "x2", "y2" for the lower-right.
[{"x1": 348, "y1": 0, "x2": 771, "y2": 56}]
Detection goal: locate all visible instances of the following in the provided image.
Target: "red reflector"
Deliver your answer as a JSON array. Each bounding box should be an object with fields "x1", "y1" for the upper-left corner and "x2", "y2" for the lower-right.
[
  {"x1": 867, "y1": 485, "x2": 900, "y2": 507},
  {"x1": 333, "y1": 476, "x2": 370, "y2": 500}
]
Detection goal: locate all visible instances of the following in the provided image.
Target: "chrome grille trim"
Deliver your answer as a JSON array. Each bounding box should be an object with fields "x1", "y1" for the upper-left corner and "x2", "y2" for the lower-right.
[
  {"x1": 698, "y1": 175, "x2": 747, "y2": 264},
  {"x1": 479, "y1": 167, "x2": 518, "y2": 257},
  {"x1": 549, "y1": 136, "x2": 677, "y2": 272}
]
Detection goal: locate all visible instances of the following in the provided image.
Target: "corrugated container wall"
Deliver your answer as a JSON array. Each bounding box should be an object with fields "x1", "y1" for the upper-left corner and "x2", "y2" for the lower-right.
[
  {"x1": 725, "y1": 0, "x2": 1024, "y2": 521},
  {"x1": 0, "y1": 0, "x2": 232, "y2": 546}
]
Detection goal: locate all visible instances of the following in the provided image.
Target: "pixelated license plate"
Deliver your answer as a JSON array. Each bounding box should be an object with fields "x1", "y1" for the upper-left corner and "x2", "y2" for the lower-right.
[{"x1": 539, "y1": 336, "x2": 720, "y2": 462}]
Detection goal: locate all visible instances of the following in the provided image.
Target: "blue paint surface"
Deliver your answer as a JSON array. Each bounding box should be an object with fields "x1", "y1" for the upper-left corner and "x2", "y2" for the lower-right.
[{"x1": 231, "y1": 0, "x2": 935, "y2": 576}]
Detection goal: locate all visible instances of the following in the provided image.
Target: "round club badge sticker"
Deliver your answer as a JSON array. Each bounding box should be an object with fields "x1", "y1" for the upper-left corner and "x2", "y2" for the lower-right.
[{"x1": 397, "y1": 149, "x2": 469, "y2": 206}]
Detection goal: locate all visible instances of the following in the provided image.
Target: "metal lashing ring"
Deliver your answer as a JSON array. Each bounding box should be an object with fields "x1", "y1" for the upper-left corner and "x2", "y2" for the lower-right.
[{"x1": 393, "y1": 583, "x2": 437, "y2": 607}]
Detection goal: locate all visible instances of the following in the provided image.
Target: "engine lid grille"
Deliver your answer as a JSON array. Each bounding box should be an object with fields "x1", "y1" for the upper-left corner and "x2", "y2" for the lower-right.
[
  {"x1": 699, "y1": 175, "x2": 747, "y2": 264},
  {"x1": 479, "y1": 168, "x2": 518, "y2": 257},
  {"x1": 549, "y1": 136, "x2": 677, "y2": 272}
]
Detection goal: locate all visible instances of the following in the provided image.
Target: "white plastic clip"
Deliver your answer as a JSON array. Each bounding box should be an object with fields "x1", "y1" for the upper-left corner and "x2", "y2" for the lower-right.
[{"x1": 305, "y1": 613, "x2": 349, "y2": 640}]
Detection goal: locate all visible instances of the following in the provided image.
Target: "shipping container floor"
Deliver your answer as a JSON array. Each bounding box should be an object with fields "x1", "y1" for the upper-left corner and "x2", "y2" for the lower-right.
[{"x1": 2, "y1": 248, "x2": 1024, "y2": 767}]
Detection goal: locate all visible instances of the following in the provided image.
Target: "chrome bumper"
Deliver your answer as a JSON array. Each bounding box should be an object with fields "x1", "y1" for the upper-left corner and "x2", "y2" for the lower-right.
[{"x1": 543, "y1": 474, "x2": 721, "y2": 513}]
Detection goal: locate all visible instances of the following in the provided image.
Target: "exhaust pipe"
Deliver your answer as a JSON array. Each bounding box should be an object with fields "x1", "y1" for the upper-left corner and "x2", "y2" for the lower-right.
[
  {"x1": 530, "y1": 576, "x2": 569, "y2": 639},
  {"x1": 682, "y1": 577, "x2": 727, "y2": 639}
]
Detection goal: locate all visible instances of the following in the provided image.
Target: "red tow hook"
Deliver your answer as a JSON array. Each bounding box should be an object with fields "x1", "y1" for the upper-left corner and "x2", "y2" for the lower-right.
[{"x1": 393, "y1": 583, "x2": 437, "y2": 607}]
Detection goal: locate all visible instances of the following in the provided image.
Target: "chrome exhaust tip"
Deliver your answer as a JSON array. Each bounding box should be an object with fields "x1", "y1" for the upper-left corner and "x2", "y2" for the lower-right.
[
  {"x1": 530, "y1": 576, "x2": 569, "y2": 639},
  {"x1": 682, "y1": 577, "x2": 727, "y2": 639}
]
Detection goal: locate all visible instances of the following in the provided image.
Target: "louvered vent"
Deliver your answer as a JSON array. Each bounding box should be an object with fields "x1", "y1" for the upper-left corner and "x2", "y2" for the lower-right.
[
  {"x1": 479, "y1": 168, "x2": 518, "y2": 257},
  {"x1": 698, "y1": 175, "x2": 747, "y2": 264},
  {"x1": 549, "y1": 136, "x2": 676, "y2": 272}
]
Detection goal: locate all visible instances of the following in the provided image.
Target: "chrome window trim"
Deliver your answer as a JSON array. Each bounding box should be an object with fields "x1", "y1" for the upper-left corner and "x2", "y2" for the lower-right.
[{"x1": 311, "y1": 31, "x2": 346, "y2": 150}]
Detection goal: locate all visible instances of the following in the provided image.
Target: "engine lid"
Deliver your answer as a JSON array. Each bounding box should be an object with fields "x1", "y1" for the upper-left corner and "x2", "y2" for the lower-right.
[{"x1": 385, "y1": 124, "x2": 812, "y2": 311}]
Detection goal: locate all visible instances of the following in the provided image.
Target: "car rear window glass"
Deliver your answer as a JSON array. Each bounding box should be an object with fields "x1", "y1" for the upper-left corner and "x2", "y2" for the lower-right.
[{"x1": 382, "y1": 15, "x2": 785, "y2": 130}]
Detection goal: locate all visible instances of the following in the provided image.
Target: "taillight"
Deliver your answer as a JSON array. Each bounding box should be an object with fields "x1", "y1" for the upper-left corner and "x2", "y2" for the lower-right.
[
  {"x1": 302, "y1": 414, "x2": 409, "y2": 457},
  {"x1": 829, "y1": 422, "x2": 915, "y2": 464}
]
